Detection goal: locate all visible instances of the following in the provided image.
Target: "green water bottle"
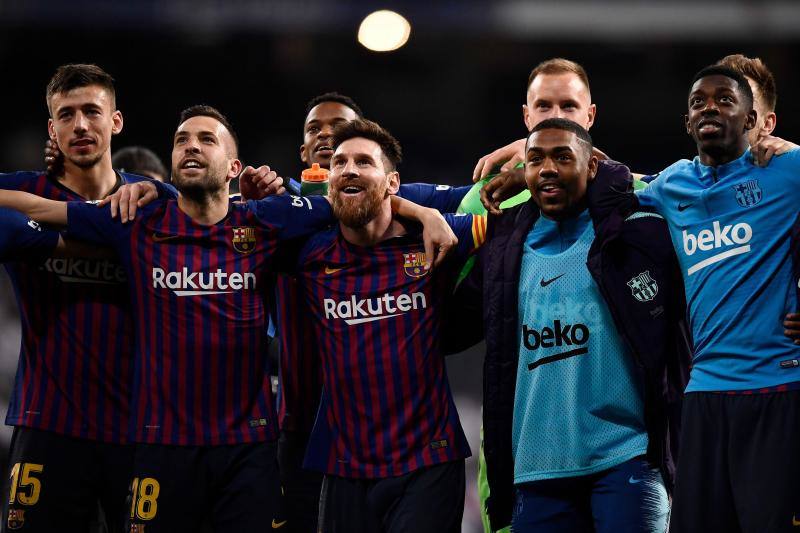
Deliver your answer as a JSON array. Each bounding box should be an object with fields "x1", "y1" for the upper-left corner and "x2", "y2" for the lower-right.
[{"x1": 300, "y1": 163, "x2": 329, "y2": 196}]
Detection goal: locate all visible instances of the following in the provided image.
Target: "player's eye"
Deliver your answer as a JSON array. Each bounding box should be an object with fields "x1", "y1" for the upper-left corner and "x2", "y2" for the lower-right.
[
  {"x1": 720, "y1": 95, "x2": 733, "y2": 103},
  {"x1": 557, "y1": 154, "x2": 573, "y2": 162},
  {"x1": 528, "y1": 156, "x2": 543, "y2": 165},
  {"x1": 307, "y1": 127, "x2": 319, "y2": 134},
  {"x1": 536, "y1": 103, "x2": 551, "y2": 110},
  {"x1": 357, "y1": 159, "x2": 372, "y2": 167},
  {"x1": 562, "y1": 104, "x2": 577, "y2": 111}
]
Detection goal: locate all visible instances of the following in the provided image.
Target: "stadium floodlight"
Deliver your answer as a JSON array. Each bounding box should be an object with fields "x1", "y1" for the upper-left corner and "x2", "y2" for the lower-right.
[{"x1": 357, "y1": 10, "x2": 411, "y2": 52}]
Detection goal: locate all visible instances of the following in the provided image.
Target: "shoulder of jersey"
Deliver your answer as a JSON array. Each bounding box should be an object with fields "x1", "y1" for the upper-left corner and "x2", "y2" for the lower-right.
[{"x1": 0, "y1": 171, "x2": 44, "y2": 183}]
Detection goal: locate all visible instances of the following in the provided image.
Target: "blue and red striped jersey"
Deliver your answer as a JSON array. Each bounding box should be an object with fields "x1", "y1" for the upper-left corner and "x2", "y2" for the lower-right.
[
  {"x1": 275, "y1": 184, "x2": 470, "y2": 434},
  {"x1": 66, "y1": 195, "x2": 333, "y2": 446},
  {"x1": 0, "y1": 207, "x2": 59, "y2": 262},
  {"x1": 0, "y1": 171, "x2": 149, "y2": 443},
  {"x1": 298, "y1": 213, "x2": 486, "y2": 478}
]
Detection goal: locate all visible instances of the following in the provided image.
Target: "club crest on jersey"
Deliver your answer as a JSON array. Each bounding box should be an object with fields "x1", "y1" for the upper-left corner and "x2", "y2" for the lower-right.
[
  {"x1": 627, "y1": 271, "x2": 658, "y2": 302},
  {"x1": 232, "y1": 227, "x2": 256, "y2": 254},
  {"x1": 403, "y1": 252, "x2": 428, "y2": 278},
  {"x1": 732, "y1": 180, "x2": 762, "y2": 207},
  {"x1": 7, "y1": 509, "x2": 25, "y2": 530}
]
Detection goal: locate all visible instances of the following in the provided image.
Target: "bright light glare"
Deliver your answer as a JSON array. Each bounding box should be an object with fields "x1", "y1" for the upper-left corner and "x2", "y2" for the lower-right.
[{"x1": 357, "y1": 10, "x2": 411, "y2": 52}]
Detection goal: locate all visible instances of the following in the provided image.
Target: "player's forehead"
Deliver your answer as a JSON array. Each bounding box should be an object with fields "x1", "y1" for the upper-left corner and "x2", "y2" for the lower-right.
[
  {"x1": 175, "y1": 115, "x2": 228, "y2": 140},
  {"x1": 305, "y1": 102, "x2": 358, "y2": 126},
  {"x1": 690, "y1": 75, "x2": 739, "y2": 97},
  {"x1": 333, "y1": 137, "x2": 382, "y2": 159},
  {"x1": 527, "y1": 73, "x2": 590, "y2": 104},
  {"x1": 49, "y1": 84, "x2": 113, "y2": 112},
  {"x1": 527, "y1": 128, "x2": 582, "y2": 153}
]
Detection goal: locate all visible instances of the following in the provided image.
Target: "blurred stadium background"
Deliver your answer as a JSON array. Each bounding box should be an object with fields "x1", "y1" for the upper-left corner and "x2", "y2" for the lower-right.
[{"x1": 0, "y1": 1, "x2": 798, "y2": 530}]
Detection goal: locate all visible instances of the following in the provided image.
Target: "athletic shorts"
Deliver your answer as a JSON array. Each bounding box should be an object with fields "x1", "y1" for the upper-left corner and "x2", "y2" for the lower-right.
[
  {"x1": 124, "y1": 440, "x2": 284, "y2": 533},
  {"x1": 670, "y1": 390, "x2": 800, "y2": 533},
  {"x1": 318, "y1": 459, "x2": 465, "y2": 533},
  {"x1": 2, "y1": 426, "x2": 133, "y2": 533},
  {"x1": 511, "y1": 455, "x2": 670, "y2": 533},
  {"x1": 277, "y1": 430, "x2": 323, "y2": 533}
]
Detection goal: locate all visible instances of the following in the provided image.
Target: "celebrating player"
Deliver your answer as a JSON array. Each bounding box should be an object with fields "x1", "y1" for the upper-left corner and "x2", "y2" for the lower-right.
[
  {"x1": 288, "y1": 119, "x2": 482, "y2": 532},
  {"x1": 463, "y1": 117, "x2": 686, "y2": 532},
  {"x1": 635, "y1": 65, "x2": 800, "y2": 533},
  {"x1": 0, "y1": 64, "x2": 156, "y2": 533}
]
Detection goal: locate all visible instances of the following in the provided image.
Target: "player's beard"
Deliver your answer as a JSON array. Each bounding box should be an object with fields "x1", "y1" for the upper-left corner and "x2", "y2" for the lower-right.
[
  {"x1": 66, "y1": 152, "x2": 104, "y2": 170},
  {"x1": 172, "y1": 161, "x2": 229, "y2": 203},
  {"x1": 331, "y1": 180, "x2": 388, "y2": 229}
]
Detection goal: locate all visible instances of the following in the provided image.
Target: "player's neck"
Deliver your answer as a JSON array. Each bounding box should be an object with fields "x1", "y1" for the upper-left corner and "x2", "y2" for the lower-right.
[
  {"x1": 59, "y1": 154, "x2": 118, "y2": 201},
  {"x1": 698, "y1": 139, "x2": 749, "y2": 167},
  {"x1": 178, "y1": 191, "x2": 230, "y2": 226},
  {"x1": 340, "y1": 203, "x2": 401, "y2": 247}
]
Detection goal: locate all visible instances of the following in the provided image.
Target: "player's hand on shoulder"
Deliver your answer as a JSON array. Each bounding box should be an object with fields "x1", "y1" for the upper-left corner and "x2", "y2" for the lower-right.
[
  {"x1": 99, "y1": 181, "x2": 159, "y2": 222},
  {"x1": 239, "y1": 165, "x2": 285, "y2": 200},
  {"x1": 752, "y1": 135, "x2": 799, "y2": 167},
  {"x1": 784, "y1": 312, "x2": 800, "y2": 344},
  {"x1": 419, "y1": 209, "x2": 458, "y2": 269},
  {"x1": 480, "y1": 167, "x2": 526, "y2": 215},
  {"x1": 44, "y1": 139, "x2": 64, "y2": 178},
  {"x1": 472, "y1": 138, "x2": 526, "y2": 182}
]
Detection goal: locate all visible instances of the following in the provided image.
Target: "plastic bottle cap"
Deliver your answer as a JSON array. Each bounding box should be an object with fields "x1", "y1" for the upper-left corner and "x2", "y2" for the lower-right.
[{"x1": 301, "y1": 163, "x2": 329, "y2": 183}]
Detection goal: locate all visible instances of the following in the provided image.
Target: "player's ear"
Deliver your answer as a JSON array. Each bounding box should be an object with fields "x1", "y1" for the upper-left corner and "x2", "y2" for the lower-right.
[
  {"x1": 587, "y1": 154, "x2": 599, "y2": 182},
  {"x1": 762, "y1": 112, "x2": 777, "y2": 136},
  {"x1": 228, "y1": 158, "x2": 242, "y2": 181},
  {"x1": 522, "y1": 104, "x2": 532, "y2": 131},
  {"x1": 111, "y1": 110, "x2": 123, "y2": 136},
  {"x1": 300, "y1": 143, "x2": 308, "y2": 165},
  {"x1": 47, "y1": 119, "x2": 57, "y2": 142},
  {"x1": 685, "y1": 114, "x2": 691, "y2": 136},
  {"x1": 744, "y1": 108, "x2": 757, "y2": 132},
  {"x1": 387, "y1": 171, "x2": 400, "y2": 195},
  {"x1": 586, "y1": 104, "x2": 597, "y2": 129}
]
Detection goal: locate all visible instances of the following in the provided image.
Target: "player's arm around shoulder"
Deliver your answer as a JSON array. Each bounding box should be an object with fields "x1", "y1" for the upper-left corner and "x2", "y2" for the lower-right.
[
  {"x1": 247, "y1": 194, "x2": 334, "y2": 240},
  {"x1": 0, "y1": 189, "x2": 67, "y2": 225}
]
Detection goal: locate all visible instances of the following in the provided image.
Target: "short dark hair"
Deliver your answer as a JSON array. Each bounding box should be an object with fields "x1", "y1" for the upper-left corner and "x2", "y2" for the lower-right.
[
  {"x1": 527, "y1": 58, "x2": 590, "y2": 95},
  {"x1": 690, "y1": 65, "x2": 754, "y2": 109},
  {"x1": 177, "y1": 104, "x2": 239, "y2": 156},
  {"x1": 305, "y1": 92, "x2": 364, "y2": 120},
  {"x1": 528, "y1": 118, "x2": 593, "y2": 152},
  {"x1": 716, "y1": 54, "x2": 776, "y2": 112},
  {"x1": 113, "y1": 146, "x2": 168, "y2": 181},
  {"x1": 330, "y1": 119, "x2": 402, "y2": 170},
  {"x1": 46, "y1": 64, "x2": 116, "y2": 115}
]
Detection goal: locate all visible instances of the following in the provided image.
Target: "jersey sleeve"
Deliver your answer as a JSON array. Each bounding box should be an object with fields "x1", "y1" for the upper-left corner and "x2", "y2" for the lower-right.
[
  {"x1": 445, "y1": 213, "x2": 487, "y2": 258},
  {"x1": 247, "y1": 194, "x2": 334, "y2": 240},
  {"x1": 398, "y1": 183, "x2": 471, "y2": 213},
  {"x1": 634, "y1": 173, "x2": 663, "y2": 211},
  {"x1": 769, "y1": 148, "x2": 800, "y2": 193},
  {"x1": 153, "y1": 180, "x2": 179, "y2": 200},
  {"x1": 0, "y1": 208, "x2": 59, "y2": 262},
  {"x1": 66, "y1": 201, "x2": 130, "y2": 247},
  {"x1": 0, "y1": 172, "x2": 42, "y2": 191}
]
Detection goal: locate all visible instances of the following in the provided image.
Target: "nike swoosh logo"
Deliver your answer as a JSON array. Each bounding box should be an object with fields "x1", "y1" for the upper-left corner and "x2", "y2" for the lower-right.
[
  {"x1": 677, "y1": 203, "x2": 693, "y2": 212},
  {"x1": 324, "y1": 266, "x2": 344, "y2": 275},
  {"x1": 272, "y1": 519, "x2": 288, "y2": 529},
  {"x1": 628, "y1": 476, "x2": 644, "y2": 484},
  {"x1": 540, "y1": 274, "x2": 565, "y2": 287},
  {"x1": 152, "y1": 233, "x2": 180, "y2": 242}
]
